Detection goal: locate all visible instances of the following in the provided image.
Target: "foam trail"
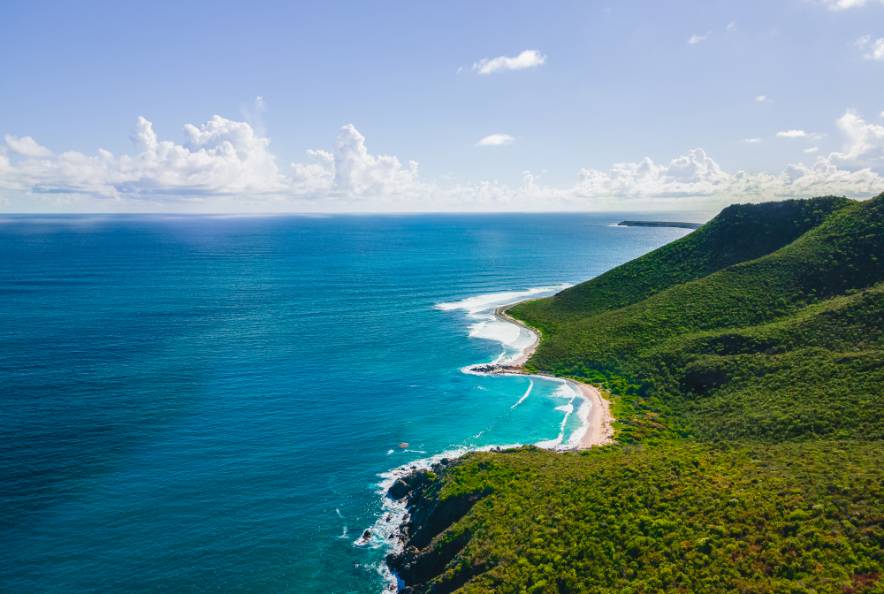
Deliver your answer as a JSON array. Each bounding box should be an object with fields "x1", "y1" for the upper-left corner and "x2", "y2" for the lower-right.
[
  {"x1": 357, "y1": 443, "x2": 522, "y2": 591},
  {"x1": 536, "y1": 381, "x2": 580, "y2": 449},
  {"x1": 567, "y1": 398, "x2": 591, "y2": 448},
  {"x1": 436, "y1": 284, "x2": 569, "y2": 366},
  {"x1": 511, "y1": 380, "x2": 534, "y2": 409},
  {"x1": 368, "y1": 284, "x2": 593, "y2": 591}
]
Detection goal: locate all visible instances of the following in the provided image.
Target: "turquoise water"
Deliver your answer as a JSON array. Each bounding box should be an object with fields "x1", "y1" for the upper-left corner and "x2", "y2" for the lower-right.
[{"x1": 0, "y1": 214, "x2": 689, "y2": 592}]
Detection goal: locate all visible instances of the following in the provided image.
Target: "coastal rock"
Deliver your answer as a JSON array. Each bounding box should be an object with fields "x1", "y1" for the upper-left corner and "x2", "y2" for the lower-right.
[
  {"x1": 388, "y1": 478, "x2": 411, "y2": 500},
  {"x1": 384, "y1": 460, "x2": 490, "y2": 593},
  {"x1": 469, "y1": 363, "x2": 523, "y2": 375}
]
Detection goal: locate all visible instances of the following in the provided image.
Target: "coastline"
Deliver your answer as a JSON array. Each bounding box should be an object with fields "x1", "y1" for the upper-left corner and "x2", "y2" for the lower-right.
[
  {"x1": 367, "y1": 288, "x2": 614, "y2": 592},
  {"x1": 491, "y1": 303, "x2": 614, "y2": 449}
]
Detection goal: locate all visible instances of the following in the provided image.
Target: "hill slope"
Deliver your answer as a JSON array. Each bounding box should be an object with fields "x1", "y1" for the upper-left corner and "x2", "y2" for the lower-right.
[{"x1": 388, "y1": 195, "x2": 884, "y2": 593}]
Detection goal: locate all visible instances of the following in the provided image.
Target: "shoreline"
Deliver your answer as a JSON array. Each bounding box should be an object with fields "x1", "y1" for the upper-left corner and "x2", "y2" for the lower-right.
[
  {"x1": 367, "y1": 288, "x2": 614, "y2": 591},
  {"x1": 482, "y1": 303, "x2": 614, "y2": 449}
]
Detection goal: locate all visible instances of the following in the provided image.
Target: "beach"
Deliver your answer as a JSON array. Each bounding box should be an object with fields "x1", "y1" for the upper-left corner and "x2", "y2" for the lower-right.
[
  {"x1": 492, "y1": 302, "x2": 615, "y2": 450},
  {"x1": 575, "y1": 381, "x2": 614, "y2": 448}
]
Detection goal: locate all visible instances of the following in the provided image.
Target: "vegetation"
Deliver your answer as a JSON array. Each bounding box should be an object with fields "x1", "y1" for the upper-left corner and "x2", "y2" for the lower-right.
[{"x1": 393, "y1": 195, "x2": 884, "y2": 593}]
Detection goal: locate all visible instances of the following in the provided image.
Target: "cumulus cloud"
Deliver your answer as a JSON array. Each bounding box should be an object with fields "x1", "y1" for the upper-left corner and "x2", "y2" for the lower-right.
[
  {"x1": 573, "y1": 148, "x2": 731, "y2": 199},
  {"x1": 755, "y1": 95, "x2": 769, "y2": 103},
  {"x1": 565, "y1": 147, "x2": 881, "y2": 203},
  {"x1": 4, "y1": 135, "x2": 52, "y2": 158},
  {"x1": 0, "y1": 115, "x2": 283, "y2": 197},
  {"x1": 688, "y1": 32, "x2": 710, "y2": 45},
  {"x1": 472, "y1": 50, "x2": 546, "y2": 75},
  {"x1": 477, "y1": 134, "x2": 515, "y2": 147},
  {"x1": 856, "y1": 35, "x2": 884, "y2": 61},
  {"x1": 828, "y1": 109, "x2": 884, "y2": 168},
  {"x1": 562, "y1": 110, "x2": 883, "y2": 203},
  {"x1": 289, "y1": 124, "x2": 420, "y2": 199},
  {"x1": 2, "y1": 109, "x2": 883, "y2": 211},
  {"x1": 805, "y1": 147, "x2": 820, "y2": 153},
  {"x1": 331, "y1": 124, "x2": 419, "y2": 195}
]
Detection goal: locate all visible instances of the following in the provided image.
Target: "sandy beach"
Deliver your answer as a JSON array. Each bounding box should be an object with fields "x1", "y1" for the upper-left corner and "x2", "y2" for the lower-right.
[
  {"x1": 494, "y1": 304, "x2": 614, "y2": 450},
  {"x1": 575, "y1": 382, "x2": 614, "y2": 448}
]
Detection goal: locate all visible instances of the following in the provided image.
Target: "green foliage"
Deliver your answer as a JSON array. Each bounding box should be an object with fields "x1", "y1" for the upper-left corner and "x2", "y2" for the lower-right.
[
  {"x1": 515, "y1": 195, "x2": 884, "y2": 442},
  {"x1": 430, "y1": 443, "x2": 883, "y2": 594},
  {"x1": 403, "y1": 195, "x2": 884, "y2": 592},
  {"x1": 518, "y1": 195, "x2": 852, "y2": 331}
]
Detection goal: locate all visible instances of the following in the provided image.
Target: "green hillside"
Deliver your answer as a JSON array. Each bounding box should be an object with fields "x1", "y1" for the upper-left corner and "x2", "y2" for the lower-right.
[{"x1": 389, "y1": 195, "x2": 884, "y2": 593}]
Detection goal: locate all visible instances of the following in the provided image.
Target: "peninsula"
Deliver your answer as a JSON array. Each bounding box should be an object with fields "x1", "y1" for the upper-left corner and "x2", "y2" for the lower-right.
[
  {"x1": 386, "y1": 194, "x2": 884, "y2": 593},
  {"x1": 618, "y1": 220, "x2": 702, "y2": 229}
]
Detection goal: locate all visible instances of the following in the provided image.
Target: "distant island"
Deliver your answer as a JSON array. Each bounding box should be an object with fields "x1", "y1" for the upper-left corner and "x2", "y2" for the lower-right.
[
  {"x1": 387, "y1": 194, "x2": 883, "y2": 593},
  {"x1": 618, "y1": 220, "x2": 701, "y2": 229}
]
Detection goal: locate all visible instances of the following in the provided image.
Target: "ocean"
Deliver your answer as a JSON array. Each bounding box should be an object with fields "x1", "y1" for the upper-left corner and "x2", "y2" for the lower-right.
[{"x1": 0, "y1": 214, "x2": 690, "y2": 592}]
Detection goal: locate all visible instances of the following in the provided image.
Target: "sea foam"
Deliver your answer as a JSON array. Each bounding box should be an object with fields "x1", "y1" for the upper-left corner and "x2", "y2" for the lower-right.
[
  {"x1": 368, "y1": 284, "x2": 588, "y2": 591},
  {"x1": 435, "y1": 284, "x2": 569, "y2": 364}
]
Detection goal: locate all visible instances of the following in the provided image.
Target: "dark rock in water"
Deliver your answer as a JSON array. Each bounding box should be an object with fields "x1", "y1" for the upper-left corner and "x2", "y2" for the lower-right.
[
  {"x1": 385, "y1": 460, "x2": 491, "y2": 593},
  {"x1": 388, "y1": 478, "x2": 411, "y2": 500},
  {"x1": 471, "y1": 362, "x2": 524, "y2": 375},
  {"x1": 618, "y1": 220, "x2": 701, "y2": 229},
  {"x1": 362, "y1": 529, "x2": 372, "y2": 540}
]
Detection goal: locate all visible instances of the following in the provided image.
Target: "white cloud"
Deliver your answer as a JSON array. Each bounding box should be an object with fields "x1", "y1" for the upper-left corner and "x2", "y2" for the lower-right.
[
  {"x1": 726, "y1": 21, "x2": 737, "y2": 32},
  {"x1": 563, "y1": 109, "x2": 884, "y2": 203},
  {"x1": 472, "y1": 50, "x2": 546, "y2": 75},
  {"x1": 777, "y1": 129, "x2": 810, "y2": 138},
  {"x1": 804, "y1": 146, "x2": 820, "y2": 153},
  {"x1": 331, "y1": 124, "x2": 419, "y2": 195},
  {"x1": 755, "y1": 95, "x2": 769, "y2": 103},
  {"x1": 1, "y1": 115, "x2": 284, "y2": 198},
  {"x1": 566, "y1": 146, "x2": 882, "y2": 203},
  {"x1": 819, "y1": 0, "x2": 883, "y2": 9},
  {"x1": 688, "y1": 32, "x2": 710, "y2": 45},
  {"x1": 289, "y1": 124, "x2": 420, "y2": 199},
  {"x1": 4, "y1": 135, "x2": 52, "y2": 158},
  {"x1": 828, "y1": 109, "x2": 884, "y2": 167},
  {"x1": 477, "y1": 134, "x2": 515, "y2": 147},
  {"x1": 744, "y1": 138, "x2": 763, "y2": 143},
  {"x1": 856, "y1": 35, "x2": 884, "y2": 61},
  {"x1": 3, "y1": 109, "x2": 883, "y2": 211},
  {"x1": 574, "y1": 148, "x2": 730, "y2": 199}
]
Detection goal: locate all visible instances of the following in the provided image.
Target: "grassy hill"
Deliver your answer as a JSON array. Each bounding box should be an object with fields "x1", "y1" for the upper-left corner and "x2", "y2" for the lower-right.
[{"x1": 389, "y1": 195, "x2": 884, "y2": 593}]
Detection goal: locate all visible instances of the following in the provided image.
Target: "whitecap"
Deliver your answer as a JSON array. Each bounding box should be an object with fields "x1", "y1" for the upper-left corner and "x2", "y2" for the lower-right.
[{"x1": 435, "y1": 284, "x2": 569, "y2": 364}]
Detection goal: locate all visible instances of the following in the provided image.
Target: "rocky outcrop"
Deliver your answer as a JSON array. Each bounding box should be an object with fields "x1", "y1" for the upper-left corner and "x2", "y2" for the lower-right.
[
  {"x1": 618, "y1": 220, "x2": 701, "y2": 229},
  {"x1": 385, "y1": 460, "x2": 490, "y2": 593},
  {"x1": 467, "y1": 362, "x2": 523, "y2": 375}
]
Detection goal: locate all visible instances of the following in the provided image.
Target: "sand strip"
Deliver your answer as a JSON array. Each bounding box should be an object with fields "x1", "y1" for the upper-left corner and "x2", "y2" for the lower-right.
[{"x1": 495, "y1": 304, "x2": 614, "y2": 450}]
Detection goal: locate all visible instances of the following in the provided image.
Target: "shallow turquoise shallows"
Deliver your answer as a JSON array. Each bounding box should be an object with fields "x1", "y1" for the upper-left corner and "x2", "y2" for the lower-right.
[{"x1": 0, "y1": 214, "x2": 689, "y2": 592}]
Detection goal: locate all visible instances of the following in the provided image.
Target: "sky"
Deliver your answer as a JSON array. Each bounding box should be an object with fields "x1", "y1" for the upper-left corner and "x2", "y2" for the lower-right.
[{"x1": 0, "y1": 0, "x2": 883, "y2": 214}]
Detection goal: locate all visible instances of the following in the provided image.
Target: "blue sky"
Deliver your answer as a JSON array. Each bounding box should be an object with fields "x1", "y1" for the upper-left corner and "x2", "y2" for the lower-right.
[{"x1": 1, "y1": 0, "x2": 882, "y2": 212}]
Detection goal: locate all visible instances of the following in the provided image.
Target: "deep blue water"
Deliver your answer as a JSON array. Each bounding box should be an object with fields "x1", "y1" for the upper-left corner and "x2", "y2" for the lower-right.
[{"x1": 0, "y1": 214, "x2": 689, "y2": 592}]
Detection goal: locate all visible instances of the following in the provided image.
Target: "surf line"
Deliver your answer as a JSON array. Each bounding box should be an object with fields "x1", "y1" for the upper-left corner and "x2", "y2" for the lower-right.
[
  {"x1": 361, "y1": 285, "x2": 614, "y2": 592},
  {"x1": 511, "y1": 379, "x2": 534, "y2": 409}
]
